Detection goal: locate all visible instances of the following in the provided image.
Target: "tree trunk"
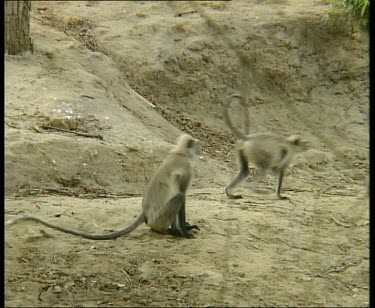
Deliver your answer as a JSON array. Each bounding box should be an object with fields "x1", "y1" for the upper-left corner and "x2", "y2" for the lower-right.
[{"x1": 5, "y1": 1, "x2": 33, "y2": 55}]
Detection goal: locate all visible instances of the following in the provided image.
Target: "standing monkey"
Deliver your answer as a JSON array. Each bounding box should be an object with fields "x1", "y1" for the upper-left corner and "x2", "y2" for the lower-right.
[
  {"x1": 7, "y1": 134, "x2": 200, "y2": 239},
  {"x1": 223, "y1": 95, "x2": 308, "y2": 200}
]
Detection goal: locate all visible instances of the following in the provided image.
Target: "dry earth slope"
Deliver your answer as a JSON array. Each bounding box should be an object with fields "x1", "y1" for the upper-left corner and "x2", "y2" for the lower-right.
[{"x1": 5, "y1": 1, "x2": 368, "y2": 307}]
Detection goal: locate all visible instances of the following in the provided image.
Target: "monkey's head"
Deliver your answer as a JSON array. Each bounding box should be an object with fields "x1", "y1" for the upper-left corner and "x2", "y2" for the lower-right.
[
  {"x1": 287, "y1": 135, "x2": 308, "y2": 152},
  {"x1": 173, "y1": 134, "x2": 200, "y2": 157}
]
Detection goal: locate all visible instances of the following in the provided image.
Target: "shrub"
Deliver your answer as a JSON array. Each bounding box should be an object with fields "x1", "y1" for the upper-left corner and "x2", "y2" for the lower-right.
[{"x1": 328, "y1": 0, "x2": 369, "y2": 30}]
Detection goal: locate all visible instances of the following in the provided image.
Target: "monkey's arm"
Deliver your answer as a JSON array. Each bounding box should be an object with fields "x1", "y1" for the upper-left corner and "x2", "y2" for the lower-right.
[
  {"x1": 177, "y1": 199, "x2": 200, "y2": 231},
  {"x1": 160, "y1": 192, "x2": 197, "y2": 238},
  {"x1": 172, "y1": 192, "x2": 199, "y2": 238}
]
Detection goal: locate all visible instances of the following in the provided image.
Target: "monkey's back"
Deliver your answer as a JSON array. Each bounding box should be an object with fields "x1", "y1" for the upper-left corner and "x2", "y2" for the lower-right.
[
  {"x1": 240, "y1": 133, "x2": 296, "y2": 172},
  {"x1": 142, "y1": 153, "x2": 192, "y2": 231}
]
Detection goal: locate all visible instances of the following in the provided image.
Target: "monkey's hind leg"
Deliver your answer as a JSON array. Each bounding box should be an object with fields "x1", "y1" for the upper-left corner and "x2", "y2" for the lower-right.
[
  {"x1": 225, "y1": 150, "x2": 250, "y2": 199},
  {"x1": 165, "y1": 193, "x2": 197, "y2": 238},
  {"x1": 168, "y1": 222, "x2": 196, "y2": 238},
  {"x1": 276, "y1": 170, "x2": 288, "y2": 200}
]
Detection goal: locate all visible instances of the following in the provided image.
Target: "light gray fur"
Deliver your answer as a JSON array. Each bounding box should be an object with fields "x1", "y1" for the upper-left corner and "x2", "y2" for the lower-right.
[{"x1": 223, "y1": 97, "x2": 307, "y2": 199}]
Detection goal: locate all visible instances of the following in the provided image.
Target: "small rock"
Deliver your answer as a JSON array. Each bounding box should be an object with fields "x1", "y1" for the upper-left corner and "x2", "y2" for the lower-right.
[
  {"x1": 296, "y1": 276, "x2": 313, "y2": 282},
  {"x1": 52, "y1": 285, "x2": 63, "y2": 293}
]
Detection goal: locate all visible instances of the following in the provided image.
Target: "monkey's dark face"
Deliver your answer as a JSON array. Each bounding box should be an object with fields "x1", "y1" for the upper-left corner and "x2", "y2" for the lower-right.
[
  {"x1": 186, "y1": 138, "x2": 200, "y2": 157},
  {"x1": 288, "y1": 135, "x2": 308, "y2": 152}
]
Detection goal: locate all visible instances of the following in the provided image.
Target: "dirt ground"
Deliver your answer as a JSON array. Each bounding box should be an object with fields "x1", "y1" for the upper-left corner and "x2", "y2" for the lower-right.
[{"x1": 5, "y1": 1, "x2": 369, "y2": 307}]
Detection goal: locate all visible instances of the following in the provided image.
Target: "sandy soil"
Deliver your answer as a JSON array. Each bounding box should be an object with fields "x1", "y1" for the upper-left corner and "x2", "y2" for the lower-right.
[{"x1": 5, "y1": 1, "x2": 369, "y2": 307}]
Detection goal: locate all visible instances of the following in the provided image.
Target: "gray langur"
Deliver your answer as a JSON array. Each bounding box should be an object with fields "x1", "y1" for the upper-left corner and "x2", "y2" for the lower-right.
[
  {"x1": 7, "y1": 134, "x2": 200, "y2": 239},
  {"x1": 223, "y1": 95, "x2": 307, "y2": 200}
]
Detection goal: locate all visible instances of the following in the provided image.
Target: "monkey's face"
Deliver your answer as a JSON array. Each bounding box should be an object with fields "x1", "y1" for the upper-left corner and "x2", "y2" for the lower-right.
[
  {"x1": 175, "y1": 134, "x2": 200, "y2": 157},
  {"x1": 187, "y1": 138, "x2": 200, "y2": 157},
  {"x1": 287, "y1": 135, "x2": 308, "y2": 152}
]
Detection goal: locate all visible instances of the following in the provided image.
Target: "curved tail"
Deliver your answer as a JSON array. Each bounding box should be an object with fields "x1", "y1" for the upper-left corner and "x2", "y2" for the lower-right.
[
  {"x1": 223, "y1": 94, "x2": 250, "y2": 140},
  {"x1": 6, "y1": 213, "x2": 146, "y2": 240}
]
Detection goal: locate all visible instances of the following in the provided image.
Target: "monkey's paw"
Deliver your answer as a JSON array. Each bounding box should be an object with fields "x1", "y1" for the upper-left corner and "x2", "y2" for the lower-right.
[
  {"x1": 227, "y1": 194, "x2": 243, "y2": 199},
  {"x1": 186, "y1": 222, "x2": 200, "y2": 231},
  {"x1": 278, "y1": 195, "x2": 289, "y2": 200}
]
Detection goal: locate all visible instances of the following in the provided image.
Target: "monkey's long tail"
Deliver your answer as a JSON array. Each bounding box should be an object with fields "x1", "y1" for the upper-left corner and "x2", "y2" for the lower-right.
[
  {"x1": 223, "y1": 94, "x2": 250, "y2": 140},
  {"x1": 6, "y1": 213, "x2": 146, "y2": 240}
]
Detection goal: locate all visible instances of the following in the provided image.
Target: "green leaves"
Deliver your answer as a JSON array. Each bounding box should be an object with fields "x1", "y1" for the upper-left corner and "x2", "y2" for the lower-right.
[{"x1": 328, "y1": 0, "x2": 369, "y2": 30}]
